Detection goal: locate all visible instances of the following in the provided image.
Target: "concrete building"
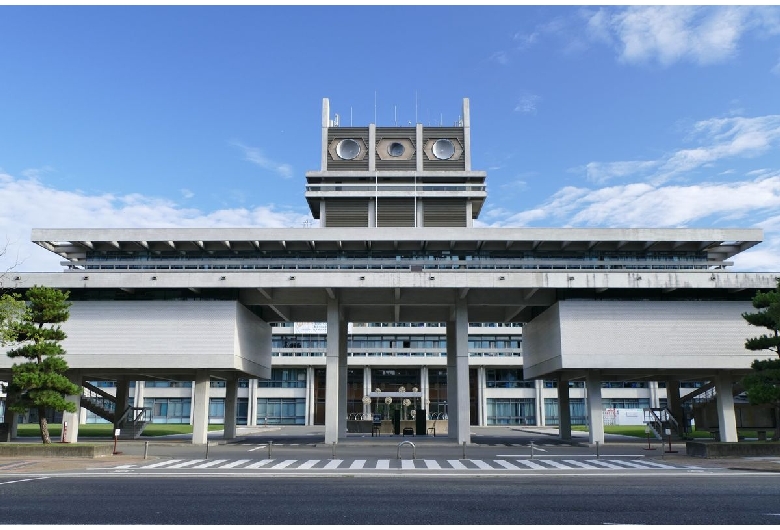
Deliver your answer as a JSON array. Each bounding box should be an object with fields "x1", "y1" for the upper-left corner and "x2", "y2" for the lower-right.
[{"x1": 1, "y1": 98, "x2": 776, "y2": 445}]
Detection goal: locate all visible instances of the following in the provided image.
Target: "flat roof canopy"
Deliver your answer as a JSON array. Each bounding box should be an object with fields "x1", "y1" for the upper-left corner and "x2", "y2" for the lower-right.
[{"x1": 32, "y1": 226, "x2": 763, "y2": 263}]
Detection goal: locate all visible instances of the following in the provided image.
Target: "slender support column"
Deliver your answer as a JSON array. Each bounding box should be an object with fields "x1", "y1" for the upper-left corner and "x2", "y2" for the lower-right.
[
  {"x1": 477, "y1": 366, "x2": 486, "y2": 427},
  {"x1": 338, "y1": 317, "x2": 348, "y2": 436},
  {"x1": 649, "y1": 381, "x2": 660, "y2": 408},
  {"x1": 247, "y1": 378, "x2": 257, "y2": 426},
  {"x1": 363, "y1": 368, "x2": 372, "y2": 418},
  {"x1": 585, "y1": 371, "x2": 604, "y2": 445},
  {"x1": 192, "y1": 370, "x2": 210, "y2": 445},
  {"x1": 446, "y1": 299, "x2": 470, "y2": 444},
  {"x1": 306, "y1": 367, "x2": 315, "y2": 426},
  {"x1": 223, "y1": 376, "x2": 238, "y2": 439},
  {"x1": 558, "y1": 378, "x2": 572, "y2": 441},
  {"x1": 325, "y1": 297, "x2": 347, "y2": 443},
  {"x1": 62, "y1": 371, "x2": 82, "y2": 443},
  {"x1": 715, "y1": 375, "x2": 738, "y2": 442},
  {"x1": 536, "y1": 379, "x2": 545, "y2": 427}
]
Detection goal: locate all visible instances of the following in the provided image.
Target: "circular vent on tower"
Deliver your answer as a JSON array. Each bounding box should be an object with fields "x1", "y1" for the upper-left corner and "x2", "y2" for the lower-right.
[
  {"x1": 336, "y1": 139, "x2": 362, "y2": 160},
  {"x1": 432, "y1": 139, "x2": 455, "y2": 160},
  {"x1": 387, "y1": 142, "x2": 405, "y2": 157}
]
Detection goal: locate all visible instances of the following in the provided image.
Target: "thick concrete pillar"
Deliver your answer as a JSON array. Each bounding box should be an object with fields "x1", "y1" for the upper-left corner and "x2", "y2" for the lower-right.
[
  {"x1": 558, "y1": 378, "x2": 572, "y2": 441},
  {"x1": 325, "y1": 297, "x2": 348, "y2": 443},
  {"x1": 585, "y1": 371, "x2": 604, "y2": 445},
  {"x1": 113, "y1": 377, "x2": 130, "y2": 426},
  {"x1": 192, "y1": 370, "x2": 210, "y2": 445},
  {"x1": 665, "y1": 380, "x2": 683, "y2": 427},
  {"x1": 715, "y1": 375, "x2": 738, "y2": 442},
  {"x1": 62, "y1": 371, "x2": 82, "y2": 443},
  {"x1": 223, "y1": 376, "x2": 238, "y2": 439},
  {"x1": 446, "y1": 299, "x2": 470, "y2": 444}
]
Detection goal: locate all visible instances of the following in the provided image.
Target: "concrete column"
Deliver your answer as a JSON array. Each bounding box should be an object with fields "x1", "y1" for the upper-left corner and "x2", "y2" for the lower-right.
[
  {"x1": 247, "y1": 378, "x2": 257, "y2": 426},
  {"x1": 113, "y1": 377, "x2": 130, "y2": 427},
  {"x1": 62, "y1": 371, "x2": 82, "y2": 443},
  {"x1": 536, "y1": 379, "x2": 545, "y2": 427},
  {"x1": 446, "y1": 299, "x2": 470, "y2": 444},
  {"x1": 368, "y1": 198, "x2": 376, "y2": 228},
  {"x1": 363, "y1": 368, "x2": 372, "y2": 418},
  {"x1": 649, "y1": 381, "x2": 660, "y2": 408},
  {"x1": 306, "y1": 366, "x2": 315, "y2": 426},
  {"x1": 585, "y1": 371, "x2": 604, "y2": 445},
  {"x1": 192, "y1": 370, "x2": 210, "y2": 445},
  {"x1": 477, "y1": 366, "x2": 486, "y2": 427},
  {"x1": 462, "y1": 98, "x2": 471, "y2": 171},
  {"x1": 715, "y1": 375, "x2": 738, "y2": 442},
  {"x1": 558, "y1": 378, "x2": 572, "y2": 441},
  {"x1": 325, "y1": 297, "x2": 347, "y2": 443},
  {"x1": 321, "y1": 98, "x2": 329, "y2": 171},
  {"x1": 416, "y1": 124, "x2": 423, "y2": 172},
  {"x1": 338, "y1": 318, "x2": 348, "y2": 437},
  {"x1": 134, "y1": 380, "x2": 144, "y2": 414},
  {"x1": 368, "y1": 124, "x2": 376, "y2": 172},
  {"x1": 223, "y1": 376, "x2": 238, "y2": 440},
  {"x1": 421, "y1": 366, "x2": 429, "y2": 419},
  {"x1": 665, "y1": 380, "x2": 683, "y2": 428}
]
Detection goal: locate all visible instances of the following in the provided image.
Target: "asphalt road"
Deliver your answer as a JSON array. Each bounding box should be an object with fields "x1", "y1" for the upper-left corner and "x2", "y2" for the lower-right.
[{"x1": 1, "y1": 475, "x2": 779, "y2": 525}]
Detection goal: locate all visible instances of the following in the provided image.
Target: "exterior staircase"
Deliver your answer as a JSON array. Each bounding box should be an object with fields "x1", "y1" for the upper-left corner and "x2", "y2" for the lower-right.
[
  {"x1": 643, "y1": 407, "x2": 681, "y2": 440},
  {"x1": 81, "y1": 381, "x2": 151, "y2": 439}
]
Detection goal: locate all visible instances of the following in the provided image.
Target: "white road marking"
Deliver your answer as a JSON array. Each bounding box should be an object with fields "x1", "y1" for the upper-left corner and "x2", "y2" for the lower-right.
[
  {"x1": 191, "y1": 459, "x2": 228, "y2": 469},
  {"x1": 298, "y1": 460, "x2": 320, "y2": 469},
  {"x1": 494, "y1": 460, "x2": 520, "y2": 470},
  {"x1": 323, "y1": 459, "x2": 343, "y2": 469},
  {"x1": 349, "y1": 460, "x2": 366, "y2": 469},
  {"x1": 515, "y1": 459, "x2": 546, "y2": 470},
  {"x1": 424, "y1": 460, "x2": 441, "y2": 469},
  {"x1": 448, "y1": 460, "x2": 468, "y2": 470},
  {"x1": 221, "y1": 459, "x2": 251, "y2": 469},
  {"x1": 244, "y1": 459, "x2": 273, "y2": 469}
]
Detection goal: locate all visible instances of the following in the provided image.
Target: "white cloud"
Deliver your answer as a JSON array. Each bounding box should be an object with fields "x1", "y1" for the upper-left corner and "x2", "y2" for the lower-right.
[
  {"x1": 231, "y1": 141, "x2": 293, "y2": 179},
  {"x1": 514, "y1": 93, "x2": 540, "y2": 114},
  {"x1": 581, "y1": 115, "x2": 780, "y2": 185},
  {"x1": 0, "y1": 172, "x2": 313, "y2": 273},
  {"x1": 586, "y1": 6, "x2": 771, "y2": 67}
]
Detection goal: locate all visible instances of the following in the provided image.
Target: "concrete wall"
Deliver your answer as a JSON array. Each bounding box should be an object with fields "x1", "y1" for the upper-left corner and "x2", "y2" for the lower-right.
[
  {"x1": 523, "y1": 300, "x2": 776, "y2": 378},
  {"x1": 0, "y1": 300, "x2": 271, "y2": 378}
]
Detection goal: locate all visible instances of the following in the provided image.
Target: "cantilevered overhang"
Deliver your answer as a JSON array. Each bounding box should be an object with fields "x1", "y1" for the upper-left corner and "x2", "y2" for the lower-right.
[
  {"x1": 5, "y1": 269, "x2": 777, "y2": 324},
  {"x1": 31, "y1": 226, "x2": 764, "y2": 263}
]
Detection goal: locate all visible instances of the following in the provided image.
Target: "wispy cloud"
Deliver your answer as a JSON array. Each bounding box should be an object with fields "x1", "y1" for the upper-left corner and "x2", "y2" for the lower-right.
[
  {"x1": 231, "y1": 141, "x2": 293, "y2": 179},
  {"x1": 580, "y1": 115, "x2": 780, "y2": 185},
  {"x1": 514, "y1": 93, "x2": 540, "y2": 114},
  {"x1": 586, "y1": 6, "x2": 780, "y2": 67},
  {"x1": 0, "y1": 172, "x2": 313, "y2": 273}
]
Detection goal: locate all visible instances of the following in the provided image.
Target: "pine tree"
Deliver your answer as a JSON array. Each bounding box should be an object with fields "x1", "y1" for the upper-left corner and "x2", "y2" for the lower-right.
[
  {"x1": 6, "y1": 286, "x2": 80, "y2": 444},
  {"x1": 742, "y1": 280, "x2": 780, "y2": 440}
]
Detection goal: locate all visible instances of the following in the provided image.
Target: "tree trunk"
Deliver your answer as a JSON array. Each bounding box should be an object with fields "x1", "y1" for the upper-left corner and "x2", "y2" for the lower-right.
[{"x1": 38, "y1": 407, "x2": 51, "y2": 444}]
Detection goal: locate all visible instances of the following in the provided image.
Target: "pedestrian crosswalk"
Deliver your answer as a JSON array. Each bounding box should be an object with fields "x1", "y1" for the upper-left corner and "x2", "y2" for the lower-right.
[{"x1": 110, "y1": 457, "x2": 693, "y2": 472}]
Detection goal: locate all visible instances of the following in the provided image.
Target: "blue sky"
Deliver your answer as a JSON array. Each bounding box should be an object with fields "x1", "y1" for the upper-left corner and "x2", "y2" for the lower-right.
[{"x1": 1, "y1": 5, "x2": 780, "y2": 272}]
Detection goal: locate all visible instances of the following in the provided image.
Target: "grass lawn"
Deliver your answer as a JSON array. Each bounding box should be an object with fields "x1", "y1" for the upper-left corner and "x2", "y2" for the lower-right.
[
  {"x1": 16, "y1": 423, "x2": 224, "y2": 438},
  {"x1": 571, "y1": 424, "x2": 776, "y2": 440}
]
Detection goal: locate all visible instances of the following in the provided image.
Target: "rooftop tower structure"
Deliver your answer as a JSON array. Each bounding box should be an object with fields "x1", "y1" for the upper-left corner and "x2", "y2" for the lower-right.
[{"x1": 305, "y1": 98, "x2": 486, "y2": 228}]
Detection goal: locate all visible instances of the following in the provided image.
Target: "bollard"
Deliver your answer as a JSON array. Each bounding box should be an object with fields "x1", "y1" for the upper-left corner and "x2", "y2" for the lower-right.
[
  {"x1": 332, "y1": 442, "x2": 336, "y2": 458},
  {"x1": 143, "y1": 441, "x2": 149, "y2": 460},
  {"x1": 268, "y1": 440, "x2": 273, "y2": 459},
  {"x1": 206, "y1": 441, "x2": 210, "y2": 459},
  {"x1": 530, "y1": 440, "x2": 534, "y2": 459},
  {"x1": 595, "y1": 441, "x2": 600, "y2": 458}
]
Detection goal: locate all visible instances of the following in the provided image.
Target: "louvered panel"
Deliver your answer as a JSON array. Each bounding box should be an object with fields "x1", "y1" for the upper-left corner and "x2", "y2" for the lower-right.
[
  {"x1": 325, "y1": 199, "x2": 369, "y2": 227},
  {"x1": 377, "y1": 199, "x2": 415, "y2": 227},
  {"x1": 423, "y1": 199, "x2": 467, "y2": 227},
  {"x1": 376, "y1": 159, "x2": 416, "y2": 170}
]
